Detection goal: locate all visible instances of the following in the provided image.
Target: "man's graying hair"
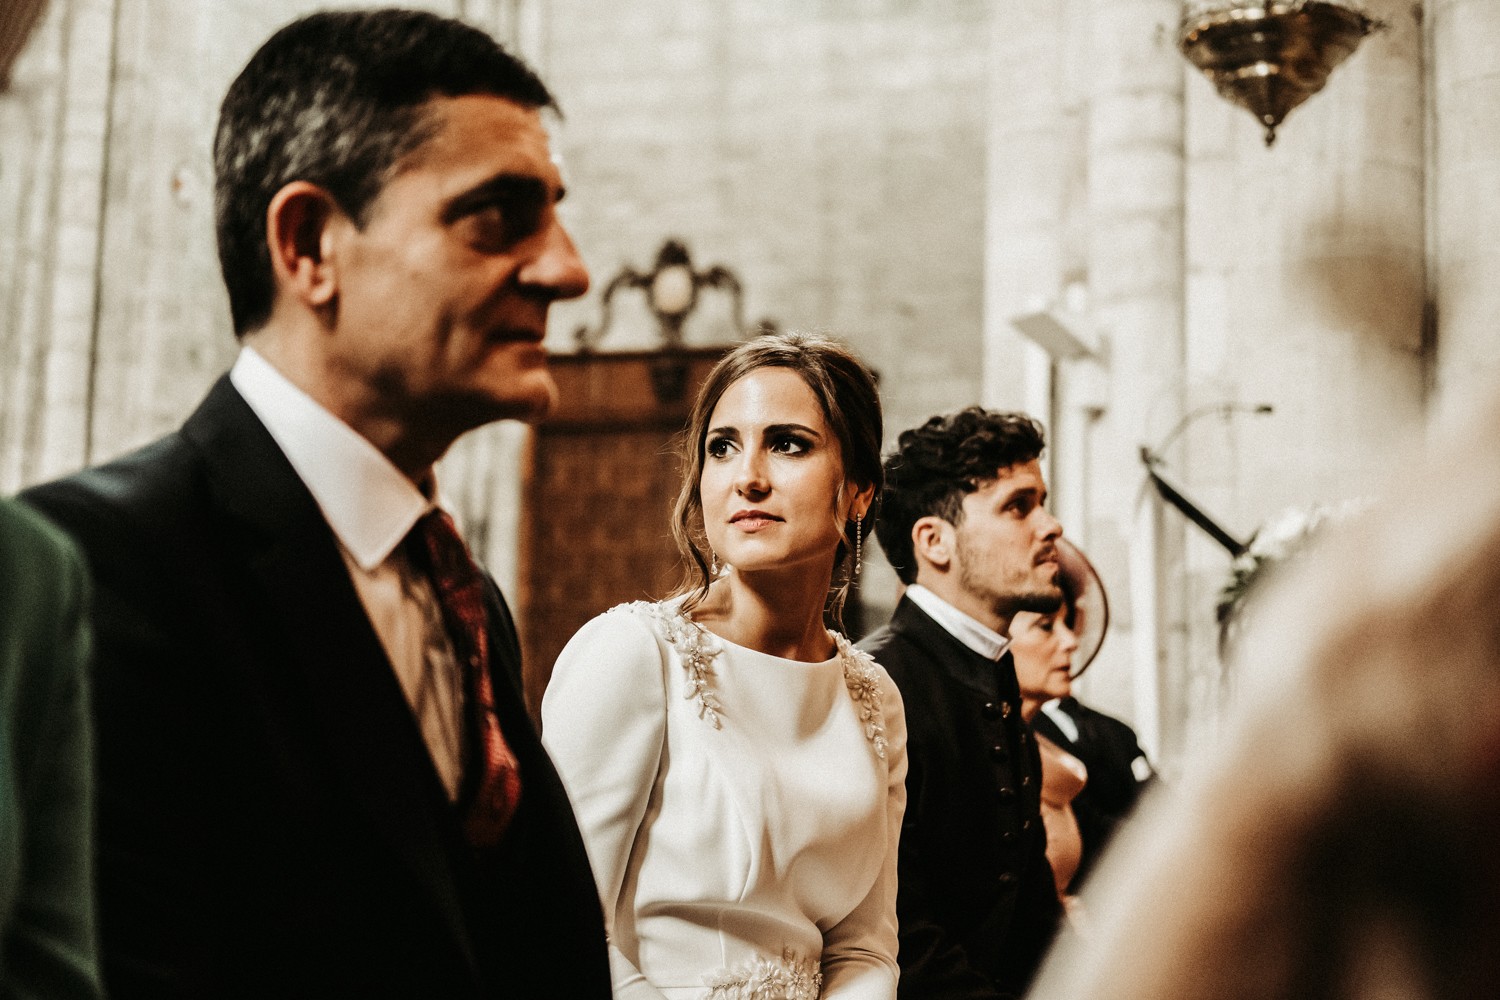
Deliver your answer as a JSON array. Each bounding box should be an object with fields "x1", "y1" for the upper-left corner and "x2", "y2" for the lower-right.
[{"x1": 213, "y1": 9, "x2": 556, "y2": 336}]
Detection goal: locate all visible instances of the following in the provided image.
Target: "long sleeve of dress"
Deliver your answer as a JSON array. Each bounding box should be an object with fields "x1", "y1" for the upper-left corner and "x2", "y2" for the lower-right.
[
  {"x1": 819, "y1": 672, "x2": 907, "y2": 1000},
  {"x1": 541, "y1": 610, "x2": 669, "y2": 1000}
]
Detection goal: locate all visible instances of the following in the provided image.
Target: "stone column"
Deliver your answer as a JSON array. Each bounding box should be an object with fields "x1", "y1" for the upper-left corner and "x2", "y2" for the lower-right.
[
  {"x1": 1430, "y1": 0, "x2": 1500, "y2": 430},
  {"x1": 1079, "y1": 0, "x2": 1187, "y2": 765},
  {"x1": 982, "y1": 0, "x2": 1073, "y2": 412}
]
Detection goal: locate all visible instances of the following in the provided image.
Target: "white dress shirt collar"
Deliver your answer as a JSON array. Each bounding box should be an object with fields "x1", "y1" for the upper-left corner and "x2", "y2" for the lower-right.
[
  {"x1": 1039, "y1": 699, "x2": 1079, "y2": 742},
  {"x1": 904, "y1": 583, "x2": 1012, "y2": 662},
  {"x1": 229, "y1": 345, "x2": 435, "y2": 571}
]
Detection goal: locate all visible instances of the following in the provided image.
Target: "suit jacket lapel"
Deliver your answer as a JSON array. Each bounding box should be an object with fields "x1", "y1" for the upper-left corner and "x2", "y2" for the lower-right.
[{"x1": 180, "y1": 376, "x2": 479, "y2": 974}]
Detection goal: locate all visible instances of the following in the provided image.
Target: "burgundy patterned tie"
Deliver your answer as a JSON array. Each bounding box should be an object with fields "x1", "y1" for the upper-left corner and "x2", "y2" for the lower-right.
[{"x1": 410, "y1": 508, "x2": 522, "y2": 847}]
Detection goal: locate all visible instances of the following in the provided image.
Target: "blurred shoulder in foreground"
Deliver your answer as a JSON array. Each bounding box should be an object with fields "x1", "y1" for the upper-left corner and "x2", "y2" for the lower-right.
[{"x1": 1028, "y1": 394, "x2": 1500, "y2": 1000}]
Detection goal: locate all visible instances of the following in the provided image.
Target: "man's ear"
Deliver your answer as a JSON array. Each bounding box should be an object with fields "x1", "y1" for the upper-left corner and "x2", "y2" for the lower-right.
[
  {"x1": 912, "y1": 516, "x2": 952, "y2": 571},
  {"x1": 266, "y1": 181, "x2": 341, "y2": 311}
]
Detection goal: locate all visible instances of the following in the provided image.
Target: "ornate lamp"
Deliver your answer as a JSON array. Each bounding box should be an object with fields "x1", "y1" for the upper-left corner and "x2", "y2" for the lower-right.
[
  {"x1": 1179, "y1": 0, "x2": 1382, "y2": 145},
  {"x1": 574, "y1": 239, "x2": 746, "y2": 352},
  {"x1": 573, "y1": 239, "x2": 756, "y2": 403}
]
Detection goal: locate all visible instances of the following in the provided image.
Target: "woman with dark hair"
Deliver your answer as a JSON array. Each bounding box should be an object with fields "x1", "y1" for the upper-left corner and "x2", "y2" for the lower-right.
[
  {"x1": 542, "y1": 332, "x2": 905, "y2": 1000},
  {"x1": 1013, "y1": 604, "x2": 1087, "y2": 909}
]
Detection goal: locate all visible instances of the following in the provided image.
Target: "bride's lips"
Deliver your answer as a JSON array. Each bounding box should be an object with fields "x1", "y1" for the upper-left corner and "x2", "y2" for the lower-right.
[{"x1": 729, "y1": 509, "x2": 782, "y2": 531}]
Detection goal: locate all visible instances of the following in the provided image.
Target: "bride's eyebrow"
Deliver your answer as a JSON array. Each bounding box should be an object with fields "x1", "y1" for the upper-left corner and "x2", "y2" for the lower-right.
[{"x1": 763, "y1": 423, "x2": 821, "y2": 439}]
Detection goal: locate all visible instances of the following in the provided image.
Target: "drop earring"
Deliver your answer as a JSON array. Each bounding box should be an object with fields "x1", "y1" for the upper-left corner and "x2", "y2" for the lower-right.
[
  {"x1": 710, "y1": 551, "x2": 721, "y2": 577},
  {"x1": 854, "y1": 514, "x2": 863, "y2": 576}
]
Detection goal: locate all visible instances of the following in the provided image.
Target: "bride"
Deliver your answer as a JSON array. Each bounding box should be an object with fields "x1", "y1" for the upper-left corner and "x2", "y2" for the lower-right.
[{"x1": 542, "y1": 332, "x2": 905, "y2": 1000}]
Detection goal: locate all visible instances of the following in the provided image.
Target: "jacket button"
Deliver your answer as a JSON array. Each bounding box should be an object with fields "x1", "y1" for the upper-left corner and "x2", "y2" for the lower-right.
[
  {"x1": 990, "y1": 744, "x2": 1007, "y2": 760},
  {"x1": 1001, "y1": 831, "x2": 1016, "y2": 844},
  {"x1": 997, "y1": 872, "x2": 1018, "y2": 886},
  {"x1": 998, "y1": 786, "x2": 1016, "y2": 800},
  {"x1": 982, "y1": 701, "x2": 1002, "y2": 719},
  {"x1": 1002, "y1": 701, "x2": 1013, "y2": 718}
]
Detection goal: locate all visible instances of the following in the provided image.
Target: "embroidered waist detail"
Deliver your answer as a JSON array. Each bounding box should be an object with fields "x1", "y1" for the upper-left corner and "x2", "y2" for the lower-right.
[{"x1": 702, "y1": 950, "x2": 821, "y2": 1000}]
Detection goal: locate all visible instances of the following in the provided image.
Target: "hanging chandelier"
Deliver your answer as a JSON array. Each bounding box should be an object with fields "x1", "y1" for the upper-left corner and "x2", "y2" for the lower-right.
[{"x1": 1178, "y1": 1, "x2": 1382, "y2": 145}]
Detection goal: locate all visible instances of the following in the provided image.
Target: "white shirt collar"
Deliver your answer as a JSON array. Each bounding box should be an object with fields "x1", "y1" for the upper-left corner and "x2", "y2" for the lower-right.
[
  {"x1": 904, "y1": 583, "x2": 1011, "y2": 661},
  {"x1": 1039, "y1": 698, "x2": 1080, "y2": 742},
  {"x1": 229, "y1": 345, "x2": 434, "y2": 571}
]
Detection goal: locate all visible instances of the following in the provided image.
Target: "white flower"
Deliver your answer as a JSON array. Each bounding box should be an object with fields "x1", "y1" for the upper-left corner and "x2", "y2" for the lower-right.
[{"x1": 1218, "y1": 498, "x2": 1374, "y2": 646}]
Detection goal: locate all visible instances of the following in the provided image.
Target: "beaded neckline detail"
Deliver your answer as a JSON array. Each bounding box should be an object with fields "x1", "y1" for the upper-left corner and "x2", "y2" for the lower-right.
[{"x1": 630, "y1": 601, "x2": 887, "y2": 758}]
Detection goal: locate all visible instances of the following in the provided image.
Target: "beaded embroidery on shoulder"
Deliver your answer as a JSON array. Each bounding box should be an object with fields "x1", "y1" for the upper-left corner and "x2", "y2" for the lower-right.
[
  {"x1": 834, "y1": 632, "x2": 889, "y2": 760},
  {"x1": 623, "y1": 602, "x2": 887, "y2": 756},
  {"x1": 625, "y1": 600, "x2": 725, "y2": 729}
]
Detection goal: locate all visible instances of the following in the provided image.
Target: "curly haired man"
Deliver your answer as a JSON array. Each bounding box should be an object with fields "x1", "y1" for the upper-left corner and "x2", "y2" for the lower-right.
[{"x1": 860, "y1": 407, "x2": 1065, "y2": 1000}]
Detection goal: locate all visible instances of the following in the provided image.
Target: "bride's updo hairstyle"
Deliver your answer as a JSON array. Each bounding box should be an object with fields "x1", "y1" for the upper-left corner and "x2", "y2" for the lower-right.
[{"x1": 672, "y1": 331, "x2": 883, "y2": 628}]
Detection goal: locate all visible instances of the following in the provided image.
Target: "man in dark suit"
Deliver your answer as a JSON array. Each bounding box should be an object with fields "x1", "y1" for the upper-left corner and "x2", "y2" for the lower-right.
[
  {"x1": 22, "y1": 11, "x2": 609, "y2": 998},
  {"x1": 859, "y1": 407, "x2": 1065, "y2": 999}
]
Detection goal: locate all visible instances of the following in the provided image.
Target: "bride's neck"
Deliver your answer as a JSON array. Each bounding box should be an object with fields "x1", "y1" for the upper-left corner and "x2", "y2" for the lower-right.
[{"x1": 692, "y1": 569, "x2": 835, "y2": 662}]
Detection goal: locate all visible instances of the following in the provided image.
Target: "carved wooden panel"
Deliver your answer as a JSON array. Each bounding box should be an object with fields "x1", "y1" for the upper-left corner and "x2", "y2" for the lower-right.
[{"x1": 519, "y1": 348, "x2": 727, "y2": 718}]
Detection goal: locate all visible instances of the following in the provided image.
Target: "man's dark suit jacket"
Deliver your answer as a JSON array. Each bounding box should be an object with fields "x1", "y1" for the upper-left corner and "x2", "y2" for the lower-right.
[
  {"x1": 22, "y1": 376, "x2": 610, "y2": 1000},
  {"x1": 859, "y1": 597, "x2": 1061, "y2": 1000}
]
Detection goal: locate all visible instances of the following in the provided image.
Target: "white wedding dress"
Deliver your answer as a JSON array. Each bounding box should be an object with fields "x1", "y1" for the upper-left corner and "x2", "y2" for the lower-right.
[{"x1": 542, "y1": 600, "x2": 906, "y2": 1000}]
